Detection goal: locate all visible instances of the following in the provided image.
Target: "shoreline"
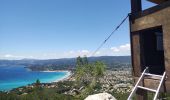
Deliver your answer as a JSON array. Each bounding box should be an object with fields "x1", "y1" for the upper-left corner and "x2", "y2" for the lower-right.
[
  {"x1": 40, "y1": 70, "x2": 72, "y2": 83},
  {"x1": 53, "y1": 70, "x2": 72, "y2": 82},
  {"x1": 0, "y1": 70, "x2": 73, "y2": 91},
  {"x1": 41, "y1": 70, "x2": 71, "y2": 73}
]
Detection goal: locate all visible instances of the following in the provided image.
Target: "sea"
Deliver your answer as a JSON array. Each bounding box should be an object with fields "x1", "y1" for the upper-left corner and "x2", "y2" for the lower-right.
[{"x1": 0, "y1": 65, "x2": 69, "y2": 91}]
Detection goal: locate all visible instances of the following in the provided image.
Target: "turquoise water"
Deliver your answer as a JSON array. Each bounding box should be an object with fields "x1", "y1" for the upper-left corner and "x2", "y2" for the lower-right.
[{"x1": 0, "y1": 65, "x2": 69, "y2": 91}]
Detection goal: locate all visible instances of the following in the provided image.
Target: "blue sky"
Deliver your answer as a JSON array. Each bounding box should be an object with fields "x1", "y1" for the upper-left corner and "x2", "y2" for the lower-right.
[{"x1": 0, "y1": 0, "x2": 155, "y2": 59}]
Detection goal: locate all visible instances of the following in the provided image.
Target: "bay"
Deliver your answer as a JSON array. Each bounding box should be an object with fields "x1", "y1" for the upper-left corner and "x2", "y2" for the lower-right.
[{"x1": 0, "y1": 65, "x2": 69, "y2": 91}]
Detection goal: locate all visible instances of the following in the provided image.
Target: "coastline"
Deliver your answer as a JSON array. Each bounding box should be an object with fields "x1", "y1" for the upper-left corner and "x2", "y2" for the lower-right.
[
  {"x1": 40, "y1": 70, "x2": 72, "y2": 83},
  {"x1": 41, "y1": 70, "x2": 70, "y2": 73},
  {"x1": 53, "y1": 70, "x2": 72, "y2": 82},
  {"x1": 0, "y1": 68, "x2": 73, "y2": 91}
]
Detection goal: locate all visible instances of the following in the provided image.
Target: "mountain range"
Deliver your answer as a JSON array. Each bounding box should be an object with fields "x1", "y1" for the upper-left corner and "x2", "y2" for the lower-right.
[{"x1": 0, "y1": 56, "x2": 131, "y2": 70}]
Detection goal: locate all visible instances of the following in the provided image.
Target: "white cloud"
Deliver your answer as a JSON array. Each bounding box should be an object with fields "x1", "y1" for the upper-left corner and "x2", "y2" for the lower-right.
[
  {"x1": 96, "y1": 51, "x2": 100, "y2": 55},
  {"x1": 69, "y1": 51, "x2": 74, "y2": 54},
  {"x1": 0, "y1": 54, "x2": 36, "y2": 60},
  {"x1": 28, "y1": 56, "x2": 34, "y2": 58},
  {"x1": 64, "y1": 50, "x2": 90, "y2": 58},
  {"x1": 110, "y1": 43, "x2": 131, "y2": 56},
  {"x1": 4, "y1": 54, "x2": 14, "y2": 58},
  {"x1": 1, "y1": 54, "x2": 24, "y2": 60},
  {"x1": 0, "y1": 43, "x2": 131, "y2": 60},
  {"x1": 110, "y1": 47, "x2": 120, "y2": 52},
  {"x1": 119, "y1": 44, "x2": 130, "y2": 50},
  {"x1": 81, "y1": 50, "x2": 89, "y2": 53}
]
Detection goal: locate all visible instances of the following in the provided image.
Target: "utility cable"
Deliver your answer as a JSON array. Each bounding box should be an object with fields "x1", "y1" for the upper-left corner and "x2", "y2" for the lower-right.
[{"x1": 91, "y1": 13, "x2": 130, "y2": 56}]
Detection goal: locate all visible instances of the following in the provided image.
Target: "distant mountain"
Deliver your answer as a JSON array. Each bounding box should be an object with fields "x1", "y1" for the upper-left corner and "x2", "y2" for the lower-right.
[
  {"x1": 0, "y1": 56, "x2": 131, "y2": 70},
  {"x1": 88, "y1": 56, "x2": 131, "y2": 64}
]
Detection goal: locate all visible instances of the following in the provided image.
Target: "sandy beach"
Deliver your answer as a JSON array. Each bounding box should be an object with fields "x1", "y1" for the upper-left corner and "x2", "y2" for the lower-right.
[
  {"x1": 54, "y1": 71, "x2": 72, "y2": 82},
  {"x1": 41, "y1": 70, "x2": 71, "y2": 73},
  {"x1": 41, "y1": 70, "x2": 72, "y2": 83}
]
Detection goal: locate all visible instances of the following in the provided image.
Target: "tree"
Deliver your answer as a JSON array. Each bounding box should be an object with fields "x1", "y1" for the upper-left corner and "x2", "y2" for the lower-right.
[
  {"x1": 91, "y1": 61, "x2": 106, "y2": 87},
  {"x1": 82, "y1": 56, "x2": 88, "y2": 65},
  {"x1": 75, "y1": 56, "x2": 93, "y2": 85},
  {"x1": 93, "y1": 61, "x2": 106, "y2": 78},
  {"x1": 75, "y1": 56, "x2": 106, "y2": 83},
  {"x1": 35, "y1": 79, "x2": 41, "y2": 91},
  {"x1": 76, "y1": 56, "x2": 83, "y2": 67},
  {"x1": 36, "y1": 79, "x2": 41, "y2": 86},
  {"x1": 75, "y1": 56, "x2": 106, "y2": 98}
]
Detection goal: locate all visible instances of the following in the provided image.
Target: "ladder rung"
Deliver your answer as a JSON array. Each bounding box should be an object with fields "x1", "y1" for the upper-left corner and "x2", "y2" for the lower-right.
[
  {"x1": 144, "y1": 73, "x2": 162, "y2": 78},
  {"x1": 137, "y1": 86, "x2": 156, "y2": 92}
]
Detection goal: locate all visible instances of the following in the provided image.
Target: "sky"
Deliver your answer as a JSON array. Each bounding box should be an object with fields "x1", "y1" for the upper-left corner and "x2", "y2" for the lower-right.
[{"x1": 0, "y1": 0, "x2": 155, "y2": 60}]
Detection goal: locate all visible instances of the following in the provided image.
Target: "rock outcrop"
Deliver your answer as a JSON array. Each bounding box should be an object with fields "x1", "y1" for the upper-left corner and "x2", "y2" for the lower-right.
[{"x1": 84, "y1": 93, "x2": 117, "y2": 100}]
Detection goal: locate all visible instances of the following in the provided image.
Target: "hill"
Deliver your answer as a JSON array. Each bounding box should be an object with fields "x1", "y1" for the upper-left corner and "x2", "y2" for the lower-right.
[{"x1": 0, "y1": 56, "x2": 131, "y2": 71}]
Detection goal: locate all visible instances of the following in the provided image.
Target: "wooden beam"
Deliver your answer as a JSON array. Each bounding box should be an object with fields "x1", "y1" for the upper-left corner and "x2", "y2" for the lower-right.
[
  {"x1": 147, "y1": 0, "x2": 168, "y2": 4},
  {"x1": 131, "y1": 0, "x2": 142, "y2": 13}
]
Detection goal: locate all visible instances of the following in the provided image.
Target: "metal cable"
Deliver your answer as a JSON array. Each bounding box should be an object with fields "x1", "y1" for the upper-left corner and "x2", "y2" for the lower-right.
[{"x1": 91, "y1": 13, "x2": 130, "y2": 56}]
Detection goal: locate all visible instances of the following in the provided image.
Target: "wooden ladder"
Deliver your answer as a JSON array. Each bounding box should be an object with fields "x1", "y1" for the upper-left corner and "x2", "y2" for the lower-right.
[{"x1": 127, "y1": 67, "x2": 166, "y2": 100}]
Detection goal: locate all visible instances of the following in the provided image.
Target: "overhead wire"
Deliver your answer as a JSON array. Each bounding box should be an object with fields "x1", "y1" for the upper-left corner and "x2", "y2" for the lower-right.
[{"x1": 91, "y1": 13, "x2": 130, "y2": 56}]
